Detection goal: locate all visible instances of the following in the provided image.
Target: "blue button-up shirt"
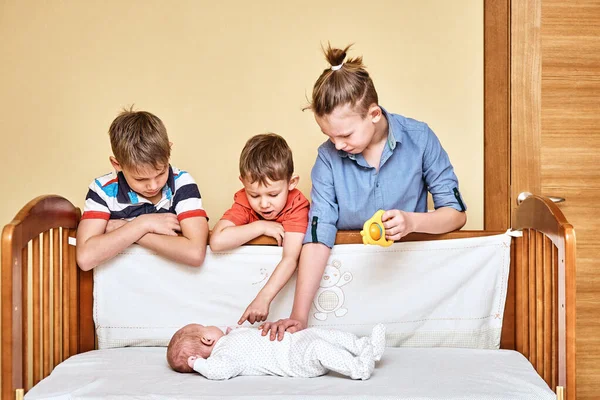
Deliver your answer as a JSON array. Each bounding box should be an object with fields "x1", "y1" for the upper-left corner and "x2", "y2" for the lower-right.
[{"x1": 304, "y1": 107, "x2": 466, "y2": 247}]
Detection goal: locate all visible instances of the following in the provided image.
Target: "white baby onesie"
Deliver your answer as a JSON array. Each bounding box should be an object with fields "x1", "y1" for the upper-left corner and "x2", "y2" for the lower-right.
[{"x1": 192, "y1": 324, "x2": 386, "y2": 380}]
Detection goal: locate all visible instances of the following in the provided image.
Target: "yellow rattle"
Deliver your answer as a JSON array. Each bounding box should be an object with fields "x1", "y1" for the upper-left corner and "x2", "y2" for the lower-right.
[{"x1": 360, "y1": 210, "x2": 394, "y2": 247}]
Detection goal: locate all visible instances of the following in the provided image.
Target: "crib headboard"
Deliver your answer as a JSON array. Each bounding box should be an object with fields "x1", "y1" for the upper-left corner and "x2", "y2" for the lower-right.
[{"x1": 1, "y1": 195, "x2": 576, "y2": 400}]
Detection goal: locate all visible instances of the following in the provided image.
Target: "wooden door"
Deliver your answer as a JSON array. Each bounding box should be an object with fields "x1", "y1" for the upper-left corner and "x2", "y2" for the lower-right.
[
  {"x1": 541, "y1": 1, "x2": 600, "y2": 399},
  {"x1": 504, "y1": 1, "x2": 600, "y2": 398}
]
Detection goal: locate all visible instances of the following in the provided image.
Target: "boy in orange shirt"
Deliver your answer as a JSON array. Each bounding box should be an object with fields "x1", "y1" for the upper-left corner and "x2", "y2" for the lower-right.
[{"x1": 210, "y1": 133, "x2": 309, "y2": 326}]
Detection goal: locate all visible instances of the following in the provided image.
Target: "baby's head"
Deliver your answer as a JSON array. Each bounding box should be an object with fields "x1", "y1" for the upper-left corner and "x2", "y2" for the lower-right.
[
  {"x1": 166, "y1": 323, "x2": 225, "y2": 373},
  {"x1": 238, "y1": 133, "x2": 299, "y2": 220}
]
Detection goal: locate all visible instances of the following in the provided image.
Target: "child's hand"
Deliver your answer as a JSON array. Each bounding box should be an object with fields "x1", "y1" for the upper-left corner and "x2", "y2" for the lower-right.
[
  {"x1": 105, "y1": 219, "x2": 128, "y2": 233},
  {"x1": 140, "y1": 213, "x2": 181, "y2": 236},
  {"x1": 259, "y1": 318, "x2": 306, "y2": 341},
  {"x1": 382, "y1": 210, "x2": 414, "y2": 241},
  {"x1": 256, "y1": 221, "x2": 285, "y2": 246},
  {"x1": 238, "y1": 296, "x2": 270, "y2": 325}
]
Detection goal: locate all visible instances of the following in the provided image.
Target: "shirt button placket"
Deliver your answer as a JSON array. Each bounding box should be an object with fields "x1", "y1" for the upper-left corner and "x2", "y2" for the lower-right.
[{"x1": 374, "y1": 172, "x2": 382, "y2": 209}]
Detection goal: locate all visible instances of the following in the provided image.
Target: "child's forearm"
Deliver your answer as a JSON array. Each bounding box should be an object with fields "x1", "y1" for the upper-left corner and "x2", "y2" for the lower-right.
[
  {"x1": 408, "y1": 207, "x2": 467, "y2": 234},
  {"x1": 209, "y1": 223, "x2": 264, "y2": 252},
  {"x1": 256, "y1": 256, "x2": 298, "y2": 303},
  {"x1": 289, "y1": 243, "x2": 331, "y2": 325},
  {"x1": 136, "y1": 234, "x2": 206, "y2": 266},
  {"x1": 76, "y1": 218, "x2": 149, "y2": 271},
  {"x1": 137, "y1": 217, "x2": 208, "y2": 267}
]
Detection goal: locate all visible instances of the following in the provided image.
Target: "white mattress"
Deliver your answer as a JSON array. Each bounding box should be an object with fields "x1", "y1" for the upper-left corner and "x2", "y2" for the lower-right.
[{"x1": 26, "y1": 347, "x2": 555, "y2": 400}]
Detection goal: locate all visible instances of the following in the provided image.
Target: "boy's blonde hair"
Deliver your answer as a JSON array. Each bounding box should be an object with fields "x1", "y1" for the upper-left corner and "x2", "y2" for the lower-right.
[
  {"x1": 108, "y1": 107, "x2": 171, "y2": 171},
  {"x1": 166, "y1": 324, "x2": 205, "y2": 373},
  {"x1": 239, "y1": 133, "x2": 294, "y2": 186},
  {"x1": 308, "y1": 43, "x2": 379, "y2": 118}
]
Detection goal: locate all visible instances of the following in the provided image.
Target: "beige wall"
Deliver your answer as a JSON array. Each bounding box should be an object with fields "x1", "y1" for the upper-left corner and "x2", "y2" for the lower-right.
[{"x1": 0, "y1": 0, "x2": 483, "y2": 235}]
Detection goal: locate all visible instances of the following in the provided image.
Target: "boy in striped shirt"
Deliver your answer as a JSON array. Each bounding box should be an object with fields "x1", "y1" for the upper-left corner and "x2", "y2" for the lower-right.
[{"x1": 76, "y1": 109, "x2": 209, "y2": 270}]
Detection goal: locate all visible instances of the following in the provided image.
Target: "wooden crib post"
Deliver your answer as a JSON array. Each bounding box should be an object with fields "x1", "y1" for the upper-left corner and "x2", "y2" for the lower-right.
[
  {"x1": 1, "y1": 222, "x2": 25, "y2": 398},
  {"x1": 514, "y1": 194, "x2": 576, "y2": 400},
  {"x1": 1, "y1": 196, "x2": 80, "y2": 400}
]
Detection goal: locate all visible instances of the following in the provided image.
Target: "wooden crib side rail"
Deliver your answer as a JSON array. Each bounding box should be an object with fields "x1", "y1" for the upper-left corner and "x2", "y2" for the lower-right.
[
  {"x1": 513, "y1": 195, "x2": 576, "y2": 400},
  {"x1": 247, "y1": 229, "x2": 503, "y2": 245},
  {"x1": 1, "y1": 196, "x2": 81, "y2": 399}
]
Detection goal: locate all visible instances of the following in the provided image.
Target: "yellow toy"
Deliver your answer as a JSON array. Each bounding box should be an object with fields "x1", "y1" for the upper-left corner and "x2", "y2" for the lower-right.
[{"x1": 360, "y1": 210, "x2": 393, "y2": 247}]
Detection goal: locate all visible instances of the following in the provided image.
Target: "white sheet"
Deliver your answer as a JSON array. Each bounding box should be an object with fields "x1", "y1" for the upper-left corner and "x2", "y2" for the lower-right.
[
  {"x1": 94, "y1": 234, "x2": 511, "y2": 350},
  {"x1": 25, "y1": 347, "x2": 555, "y2": 400}
]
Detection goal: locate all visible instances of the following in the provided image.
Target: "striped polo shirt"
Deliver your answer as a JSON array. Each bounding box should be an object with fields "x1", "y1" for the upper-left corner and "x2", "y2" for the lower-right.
[{"x1": 81, "y1": 165, "x2": 207, "y2": 221}]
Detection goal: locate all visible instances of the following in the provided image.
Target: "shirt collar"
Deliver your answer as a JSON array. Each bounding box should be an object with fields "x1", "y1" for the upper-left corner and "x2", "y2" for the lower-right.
[
  {"x1": 381, "y1": 106, "x2": 400, "y2": 149},
  {"x1": 116, "y1": 165, "x2": 175, "y2": 204},
  {"x1": 337, "y1": 105, "x2": 399, "y2": 160}
]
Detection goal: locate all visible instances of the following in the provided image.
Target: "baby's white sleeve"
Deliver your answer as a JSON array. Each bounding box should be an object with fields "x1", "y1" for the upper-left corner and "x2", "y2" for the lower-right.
[{"x1": 192, "y1": 356, "x2": 244, "y2": 380}]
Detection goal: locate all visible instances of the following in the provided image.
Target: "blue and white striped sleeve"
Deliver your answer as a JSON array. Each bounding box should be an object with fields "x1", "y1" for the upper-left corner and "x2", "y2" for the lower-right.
[
  {"x1": 172, "y1": 170, "x2": 208, "y2": 221},
  {"x1": 81, "y1": 180, "x2": 111, "y2": 220}
]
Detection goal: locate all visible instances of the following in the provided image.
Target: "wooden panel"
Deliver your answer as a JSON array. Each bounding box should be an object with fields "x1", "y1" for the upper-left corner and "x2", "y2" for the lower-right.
[
  {"x1": 68, "y1": 229, "x2": 78, "y2": 356},
  {"x1": 528, "y1": 231, "x2": 537, "y2": 365},
  {"x1": 541, "y1": 1, "x2": 600, "y2": 398},
  {"x1": 42, "y1": 231, "x2": 50, "y2": 377},
  {"x1": 52, "y1": 229, "x2": 61, "y2": 367},
  {"x1": 484, "y1": 0, "x2": 510, "y2": 230},
  {"x1": 500, "y1": 240, "x2": 516, "y2": 349},
  {"x1": 553, "y1": 245, "x2": 558, "y2": 389},
  {"x1": 78, "y1": 269, "x2": 95, "y2": 353},
  {"x1": 543, "y1": 236, "x2": 553, "y2": 384},
  {"x1": 61, "y1": 229, "x2": 70, "y2": 361},
  {"x1": 510, "y1": 0, "x2": 542, "y2": 219},
  {"x1": 21, "y1": 247, "x2": 29, "y2": 392},
  {"x1": 535, "y1": 231, "x2": 544, "y2": 375},
  {"x1": 516, "y1": 233, "x2": 530, "y2": 357},
  {"x1": 32, "y1": 236, "x2": 41, "y2": 387}
]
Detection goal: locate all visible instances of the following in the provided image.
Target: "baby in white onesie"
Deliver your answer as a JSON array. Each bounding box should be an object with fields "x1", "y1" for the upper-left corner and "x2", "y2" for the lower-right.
[{"x1": 167, "y1": 323, "x2": 386, "y2": 380}]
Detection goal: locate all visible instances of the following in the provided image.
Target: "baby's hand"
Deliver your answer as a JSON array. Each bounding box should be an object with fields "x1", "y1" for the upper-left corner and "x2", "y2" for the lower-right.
[
  {"x1": 188, "y1": 355, "x2": 198, "y2": 369},
  {"x1": 105, "y1": 219, "x2": 128, "y2": 233},
  {"x1": 256, "y1": 221, "x2": 285, "y2": 246},
  {"x1": 140, "y1": 213, "x2": 181, "y2": 236},
  {"x1": 382, "y1": 210, "x2": 414, "y2": 241},
  {"x1": 238, "y1": 296, "x2": 270, "y2": 325}
]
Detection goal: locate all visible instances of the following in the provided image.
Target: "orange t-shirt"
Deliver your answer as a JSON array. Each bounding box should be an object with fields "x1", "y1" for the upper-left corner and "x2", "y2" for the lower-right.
[{"x1": 221, "y1": 188, "x2": 309, "y2": 233}]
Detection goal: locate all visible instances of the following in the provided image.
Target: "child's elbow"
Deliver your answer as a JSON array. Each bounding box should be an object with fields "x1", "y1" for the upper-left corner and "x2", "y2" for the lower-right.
[
  {"x1": 76, "y1": 251, "x2": 95, "y2": 271},
  {"x1": 208, "y1": 235, "x2": 227, "y2": 253},
  {"x1": 456, "y1": 211, "x2": 467, "y2": 230},
  {"x1": 186, "y1": 247, "x2": 206, "y2": 268},
  {"x1": 209, "y1": 242, "x2": 224, "y2": 252}
]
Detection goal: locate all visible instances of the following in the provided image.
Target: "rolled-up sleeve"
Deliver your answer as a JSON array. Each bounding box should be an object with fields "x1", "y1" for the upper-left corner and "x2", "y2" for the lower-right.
[
  {"x1": 422, "y1": 125, "x2": 467, "y2": 212},
  {"x1": 303, "y1": 148, "x2": 339, "y2": 248}
]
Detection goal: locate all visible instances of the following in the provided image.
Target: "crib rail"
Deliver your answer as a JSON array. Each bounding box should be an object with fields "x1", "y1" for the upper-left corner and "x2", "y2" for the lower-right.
[
  {"x1": 513, "y1": 195, "x2": 576, "y2": 400},
  {"x1": 1, "y1": 196, "x2": 84, "y2": 398}
]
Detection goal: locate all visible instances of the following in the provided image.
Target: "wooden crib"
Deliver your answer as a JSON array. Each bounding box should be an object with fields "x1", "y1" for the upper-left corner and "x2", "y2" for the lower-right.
[{"x1": 1, "y1": 194, "x2": 576, "y2": 400}]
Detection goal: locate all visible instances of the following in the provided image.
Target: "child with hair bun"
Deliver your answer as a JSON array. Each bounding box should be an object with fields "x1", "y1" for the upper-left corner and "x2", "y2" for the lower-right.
[{"x1": 260, "y1": 44, "x2": 467, "y2": 340}]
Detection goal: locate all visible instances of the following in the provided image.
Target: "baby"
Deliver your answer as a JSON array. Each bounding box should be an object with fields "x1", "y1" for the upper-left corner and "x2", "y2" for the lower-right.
[{"x1": 167, "y1": 323, "x2": 386, "y2": 380}]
